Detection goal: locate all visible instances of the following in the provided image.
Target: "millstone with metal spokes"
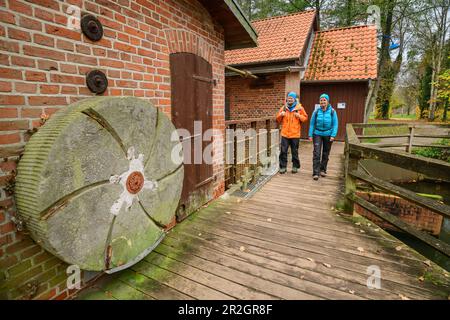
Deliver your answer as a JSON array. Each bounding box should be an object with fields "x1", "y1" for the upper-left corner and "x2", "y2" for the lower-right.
[{"x1": 15, "y1": 97, "x2": 183, "y2": 273}]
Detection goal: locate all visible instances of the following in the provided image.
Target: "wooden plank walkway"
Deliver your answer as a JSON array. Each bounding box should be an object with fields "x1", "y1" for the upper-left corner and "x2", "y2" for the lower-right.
[{"x1": 76, "y1": 142, "x2": 450, "y2": 300}]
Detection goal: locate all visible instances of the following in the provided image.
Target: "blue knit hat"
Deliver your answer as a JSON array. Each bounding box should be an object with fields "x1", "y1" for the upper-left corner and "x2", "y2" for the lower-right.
[
  {"x1": 288, "y1": 92, "x2": 298, "y2": 99},
  {"x1": 320, "y1": 93, "x2": 330, "y2": 102}
]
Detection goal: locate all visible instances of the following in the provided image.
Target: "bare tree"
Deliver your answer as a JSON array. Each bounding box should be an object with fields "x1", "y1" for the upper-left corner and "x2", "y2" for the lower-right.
[{"x1": 412, "y1": 0, "x2": 450, "y2": 120}]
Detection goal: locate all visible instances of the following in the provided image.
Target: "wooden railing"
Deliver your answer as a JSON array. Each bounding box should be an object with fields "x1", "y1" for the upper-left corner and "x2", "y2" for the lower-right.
[
  {"x1": 224, "y1": 116, "x2": 279, "y2": 190},
  {"x1": 344, "y1": 123, "x2": 450, "y2": 257},
  {"x1": 356, "y1": 123, "x2": 450, "y2": 152}
]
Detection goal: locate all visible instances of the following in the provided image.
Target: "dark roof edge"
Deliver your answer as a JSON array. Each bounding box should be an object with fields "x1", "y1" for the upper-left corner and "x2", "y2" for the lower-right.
[
  {"x1": 302, "y1": 78, "x2": 375, "y2": 84},
  {"x1": 225, "y1": 0, "x2": 258, "y2": 47},
  {"x1": 228, "y1": 58, "x2": 299, "y2": 68}
]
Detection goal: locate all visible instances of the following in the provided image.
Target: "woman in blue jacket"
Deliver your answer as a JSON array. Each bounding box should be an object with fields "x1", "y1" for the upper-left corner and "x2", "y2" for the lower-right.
[{"x1": 308, "y1": 93, "x2": 339, "y2": 181}]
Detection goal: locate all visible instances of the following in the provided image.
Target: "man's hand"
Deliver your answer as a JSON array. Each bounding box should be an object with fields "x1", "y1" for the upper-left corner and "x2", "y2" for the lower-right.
[
  {"x1": 280, "y1": 111, "x2": 286, "y2": 117},
  {"x1": 294, "y1": 112, "x2": 300, "y2": 119},
  {"x1": 330, "y1": 137, "x2": 335, "y2": 142},
  {"x1": 308, "y1": 137, "x2": 313, "y2": 142}
]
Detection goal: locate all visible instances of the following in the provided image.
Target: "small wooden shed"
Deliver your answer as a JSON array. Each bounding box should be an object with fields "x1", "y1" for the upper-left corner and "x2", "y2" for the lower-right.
[
  {"x1": 300, "y1": 25, "x2": 378, "y2": 141},
  {"x1": 225, "y1": 12, "x2": 378, "y2": 141}
]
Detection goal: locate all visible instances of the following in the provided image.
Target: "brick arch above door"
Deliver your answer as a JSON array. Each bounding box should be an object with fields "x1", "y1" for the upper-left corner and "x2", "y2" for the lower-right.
[{"x1": 163, "y1": 29, "x2": 215, "y2": 65}]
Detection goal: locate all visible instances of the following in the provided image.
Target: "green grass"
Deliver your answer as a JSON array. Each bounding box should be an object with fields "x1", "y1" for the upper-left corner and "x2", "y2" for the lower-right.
[
  {"x1": 412, "y1": 139, "x2": 450, "y2": 163},
  {"x1": 391, "y1": 114, "x2": 417, "y2": 120},
  {"x1": 368, "y1": 113, "x2": 417, "y2": 120},
  {"x1": 362, "y1": 122, "x2": 410, "y2": 144}
]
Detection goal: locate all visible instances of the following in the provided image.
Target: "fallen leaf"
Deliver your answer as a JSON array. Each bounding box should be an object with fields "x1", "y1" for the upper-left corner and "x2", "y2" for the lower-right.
[
  {"x1": 399, "y1": 294, "x2": 410, "y2": 300},
  {"x1": 423, "y1": 260, "x2": 432, "y2": 267},
  {"x1": 225, "y1": 211, "x2": 231, "y2": 214},
  {"x1": 306, "y1": 257, "x2": 315, "y2": 263},
  {"x1": 355, "y1": 222, "x2": 361, "y2": 226},
  {"x1": 330, "y1": 206, "x2": 335, "y2": 210},
  {"x1": 418, "y1": 276, "x2": 424, "y2": 282},
  {"x1": 395, "y1": 246, "x2": 403, "y2": 251},
  {"x1": 198, "y1": 233, "x2": 202, "y2": 236},
  {"x1": 267, "y1": 218, "x2": 272, "y2": 222},
  {"x1": 357, "y1": 247, "x2": 364, "y2": 253},
  {"x1": 239, "y1": 246, "x2": 246, "y2": 252},
  {"x1": 323, "y1": 263, "x2": 332, "y2": 268},
  {"x1": 300, "y1": 275, "x2": 305, "y2": 280},
  {"x1": 349, "y1": 290, "x2": 355, "y2": 295},
  {"x1": 367, "y1": 223, "x2": 371, "y2": 227},
  {"x1": 360, "y1": 229, "x2": 365, "y2": 234},
  {"x1": 374, "y1": 228, "x2": 380, "y2": 232},
  {"x1": 244, "y1": 189, "x2": 251, "y2": 193}
]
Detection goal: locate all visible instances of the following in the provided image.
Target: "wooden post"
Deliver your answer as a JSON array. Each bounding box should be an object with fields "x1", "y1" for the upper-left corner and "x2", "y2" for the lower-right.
[
  {"x1": 406, "y1": 125, "x2": 415, "y2": 153},
  {"x1": 231, "y1": 123, "x2": 237, "y2": 184},
  {"x1": 344, "y1": 124, "x2": 361, "y2": 215},
  {"x1": 266, "y1": 119, "x2": 271, "y2": 158},
  {"x1": 250, "y1": 121, "x2": 257, "y2": 182}
]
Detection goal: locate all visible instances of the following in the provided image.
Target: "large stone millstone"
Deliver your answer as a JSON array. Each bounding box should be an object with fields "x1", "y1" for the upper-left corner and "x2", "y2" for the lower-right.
[{"x1": 15, "y1": 97, "x2": 183, "y2": 272}]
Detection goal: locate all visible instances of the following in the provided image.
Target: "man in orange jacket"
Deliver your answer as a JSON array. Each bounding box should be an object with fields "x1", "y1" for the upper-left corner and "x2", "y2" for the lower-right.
[{"x1": 276, "y1": 92, "x2": 308, "y2": 174}]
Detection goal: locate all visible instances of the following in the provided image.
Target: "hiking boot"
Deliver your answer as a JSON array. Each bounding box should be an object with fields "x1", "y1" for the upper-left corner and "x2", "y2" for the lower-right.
[
  {"x1": 279, "y1": 168, "x2": 287, "y2": 174},
  {"x1": 292, "y1": 167, "x2": 299, "y2": 174},
  {"x1": 313, "y1": 175, "x2": 319, "y2": 181},
  {"x1": 320, "y1": 171, "x2": 327, "y2": 177}
]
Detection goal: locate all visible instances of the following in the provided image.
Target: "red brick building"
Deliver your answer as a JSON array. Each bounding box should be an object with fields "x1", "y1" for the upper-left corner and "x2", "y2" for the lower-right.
[
  {"x1": 0, "y1": 0, "x2": 256, "y2": 299},
  {"x1": 225, "y1": 11, "x2": 378, "y2": 140}
]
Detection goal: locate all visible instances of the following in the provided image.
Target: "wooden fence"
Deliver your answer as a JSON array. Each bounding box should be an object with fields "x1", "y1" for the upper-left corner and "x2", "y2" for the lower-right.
[
  {"x1": 224, "y1": 117, "x2": 280, "y2": 190},
  {"x1": 344, "y1": 123, "x2": 450, "y2": 257}
]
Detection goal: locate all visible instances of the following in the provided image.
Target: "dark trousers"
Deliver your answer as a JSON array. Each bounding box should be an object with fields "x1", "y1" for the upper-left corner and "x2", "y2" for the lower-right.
[
  {"x1": 279, "y1": 137, "x2": 300, "y2": 169},
  {"x1": 312, "y1": 135, "x2": 333, "y2": 176}
]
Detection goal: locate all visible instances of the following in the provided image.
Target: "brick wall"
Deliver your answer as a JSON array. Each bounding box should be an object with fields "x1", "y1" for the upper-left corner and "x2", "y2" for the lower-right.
[
  {"x1": 225, "y1": 72, "x2": 286, "y2": 120},
  {"x1": 0, "y1": 0, "x2": 226, "y2": 300},
  {"x1": 355, "y1": 192, "x2": 444, "y2": 236}
]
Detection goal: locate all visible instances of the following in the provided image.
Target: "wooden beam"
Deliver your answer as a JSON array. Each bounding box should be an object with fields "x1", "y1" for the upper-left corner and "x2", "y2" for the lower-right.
[
  {"x1": 349, "y1": 194, "x2": 450, "y2": 257},
  {"x1": 412, "y1": 144, "x2": 450, "y2": 149},
  {"x1": 352, "y1": 123, "x2": 450, "y2": 129},
  {"x1": 359, "y1": 134, "x2": 450, "y2": 139},
  {"x1": 358, "y1": 135, "x2": 410, "y2": 139},
  {"x1": 350, "y1": 170, "x2": 450, "y2": 219},
  {"x1": 414, "y1": 134, "x2": 450, "y2": 139},
  {"x1": 225, "y1": 65, "x2": 258, "y2": 79},
  {"x1": 349, "y1": 142, "x2": 450, "y2": 181},
  {"x1": 345, "y1": 123, "x2": 359, "y2": 144}
]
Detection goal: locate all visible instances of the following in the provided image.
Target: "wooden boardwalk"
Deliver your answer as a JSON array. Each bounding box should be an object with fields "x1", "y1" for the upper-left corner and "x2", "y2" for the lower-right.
[{"x1": 77, "y1": 142, "x2": 450, "y2": 300}]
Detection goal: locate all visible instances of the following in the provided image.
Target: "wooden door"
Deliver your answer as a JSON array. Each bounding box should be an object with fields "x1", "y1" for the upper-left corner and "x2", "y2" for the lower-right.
[
  {"x1": 300, "y1": 82, "x2": 369, "y2": 141},
  {"x1": 170, "y1": 53, "x2": 214, "y2": 221}
]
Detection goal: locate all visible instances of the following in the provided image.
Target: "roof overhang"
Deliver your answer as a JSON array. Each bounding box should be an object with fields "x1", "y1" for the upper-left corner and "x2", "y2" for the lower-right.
[
  {"x1": 226, "y1": 60, "x2": 303, "y2": 77},
  {"x1": 227, "y1": 58, "x2": 299, "y2": 69},
  {"x1": 301, "y1": 79, "x2": 374, "y2": 84},
  {"x1": 198, "y1": 0, "x2": 258, "y2": 50}
]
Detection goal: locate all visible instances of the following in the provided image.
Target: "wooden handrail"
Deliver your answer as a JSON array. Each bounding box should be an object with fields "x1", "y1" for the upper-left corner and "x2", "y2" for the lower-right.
[
  {"x1": 352, "y1": 123, "x2": 450, "y2": 129},
  {"x1": 344, "y1": 122, "x2": 450, "y2": 259},
  {"x1": 349, "y1": 194, "x2": 450, "y2": 257},
  {"x1": 350, "y1": 142, "x2": 450, "y2": 181},
  {"x1": 350, "y1": 170, "x2": 450, "y2": 219}
]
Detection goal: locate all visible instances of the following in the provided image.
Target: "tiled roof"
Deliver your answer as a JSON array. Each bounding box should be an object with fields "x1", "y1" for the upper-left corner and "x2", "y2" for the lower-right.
[
  {"x1": 225, "y1": 10, "x2": 317, "y2": 66},
  {"x1": 304, "y1": 25, "x2": 378, "y2": 81}
]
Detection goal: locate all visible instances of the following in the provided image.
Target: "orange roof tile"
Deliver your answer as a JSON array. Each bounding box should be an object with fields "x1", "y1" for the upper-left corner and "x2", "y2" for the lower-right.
[
  {"x1": 225, "y1": 10, "x2": 317, "y2": 66},
  {"x1": 304, "y1": 25, "x2": 378, "y2": 81}
]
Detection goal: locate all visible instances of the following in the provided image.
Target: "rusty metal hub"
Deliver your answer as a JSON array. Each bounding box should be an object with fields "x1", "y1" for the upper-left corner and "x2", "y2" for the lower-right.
[
  {"x1": 126, "y1": 171, "x2": 144, "y2": 194},
  {"x1": 81, "y1": 14, "x2": 103, "y2": 41}
]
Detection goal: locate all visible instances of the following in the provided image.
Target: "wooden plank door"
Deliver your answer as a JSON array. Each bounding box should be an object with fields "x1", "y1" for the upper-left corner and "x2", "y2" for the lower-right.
[
  {"x1": 300, "y1": 82, "x2": 368, "y2": 141},
  {"x1": 170, "y1": 52, "x2": 214, "y2": 221}
]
